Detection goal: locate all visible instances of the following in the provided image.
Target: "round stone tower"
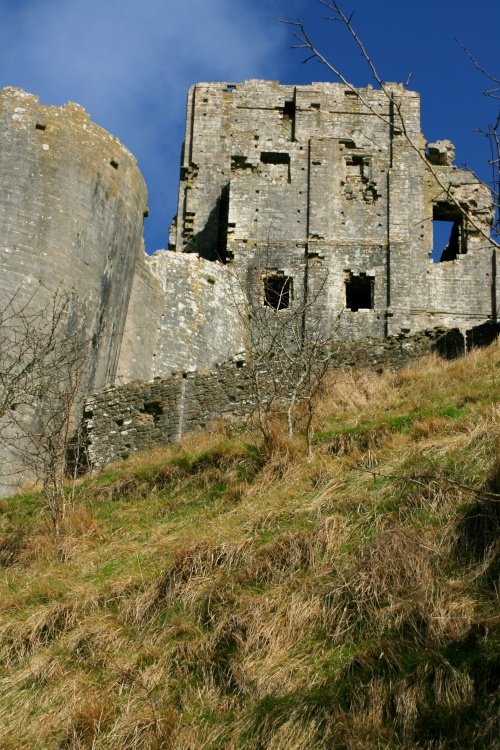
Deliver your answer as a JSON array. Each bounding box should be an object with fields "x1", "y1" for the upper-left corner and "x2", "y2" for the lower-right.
[
  {"x1": 0, "y1": 87, "x2": 148, "y2": 388},
  {"x1": 0, "y1": 87, "x2": 148, "y2": 495}
]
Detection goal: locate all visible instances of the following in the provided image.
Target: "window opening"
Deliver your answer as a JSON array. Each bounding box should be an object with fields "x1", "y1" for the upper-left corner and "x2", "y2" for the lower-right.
[
  {"x1": 346, "y1": 155, "x2": 367, "y2": 179},
  {"x1": 432, "y1": 203, "x2": 466, "y2": 262},
  {"x1": 35, "y1": 123, "x2": 46, "y2": 131},
  {"x1": 110, "y1": 159, "x2": 119, "y2": 170},
  {"x1": 260, "y1": 152, "x2": 290, "y2": 165},
  {"x1": 216, "y1": 184, "x2": 230, "y2": 263},
  {"x1": 263, "y1": 273, "x2": 292, "y2": 310},
  {"x1": 345, "y1": 271, "x2": 374, "y2": 311},
  {"x1": 260, "y1": 152, "x2": 291, "y2": 183},
  {"x1": 282, "y1": 100, "x2": 295, "y2": 120}
]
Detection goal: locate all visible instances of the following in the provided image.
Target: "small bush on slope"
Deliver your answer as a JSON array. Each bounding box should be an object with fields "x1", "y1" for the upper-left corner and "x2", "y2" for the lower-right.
[{"x1": 0, "y1": 343, "x2": 499, "y2": 749}]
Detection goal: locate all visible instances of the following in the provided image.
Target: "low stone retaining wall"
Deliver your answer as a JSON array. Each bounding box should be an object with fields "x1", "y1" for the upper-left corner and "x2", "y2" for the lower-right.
[{"x1": 84, "y1": 323, "x2": 499, "y2": 467}]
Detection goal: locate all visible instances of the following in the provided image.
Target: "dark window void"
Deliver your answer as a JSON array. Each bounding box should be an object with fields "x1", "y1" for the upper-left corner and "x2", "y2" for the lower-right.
[
  {"x1": 216, "y1": 184, "x2": 230, "y2": 263},
  {"x1": 345, "y1": 271, "x2": 374, "y2": 311},
  {"x1": 35, "y1": 123, "x2": 46, "y2": 131},
  {"x1": 432, "y1": 204, "x2": 466, "y2": 262},
  {"x1": 260, "y1": 152, "x2": 291, "y2": 182},
  {"x1": 260, "y1": 152, "x2": 290, "y2": 166},
  {"x1": 260, "y1": 152, "x2": 291, "y2": 183},
  {"x1": 144, "y1": 401, "x2": 163, "y2": 422},
  {"x1": 110, "y1": 159, "x2": 119, "y2": 170},
  {"x1": 263, "y1": 273, "x2": 293, "y2": 310},
  {"x1": 283, "y1": 100, "x2": 295, "y2": 120}
]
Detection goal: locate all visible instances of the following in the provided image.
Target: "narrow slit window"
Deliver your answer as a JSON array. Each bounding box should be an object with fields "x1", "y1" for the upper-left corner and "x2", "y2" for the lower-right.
[
  {"x1": 345, "y1": 271, "x2": 374, "y2": 311},
  {"x1": 263, "y1": 273, "x2": 292, "y2": 310},
  {"x1": 110, "y1": 159, "x2": 119, "y2": 170},
  {"x1": 282, "y1": 100, "x2": 295, "y2": 120}
]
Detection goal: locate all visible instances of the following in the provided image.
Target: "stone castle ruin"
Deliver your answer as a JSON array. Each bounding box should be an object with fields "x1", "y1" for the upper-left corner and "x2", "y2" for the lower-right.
[{"x1": 0, "y1": 81, "x2": 497, "y2": 490}]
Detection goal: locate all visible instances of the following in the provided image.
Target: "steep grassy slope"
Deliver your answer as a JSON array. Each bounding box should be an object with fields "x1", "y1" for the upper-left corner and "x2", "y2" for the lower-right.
[{"x1": 0, "y1": 344, "x2": 499, "y2": 749}]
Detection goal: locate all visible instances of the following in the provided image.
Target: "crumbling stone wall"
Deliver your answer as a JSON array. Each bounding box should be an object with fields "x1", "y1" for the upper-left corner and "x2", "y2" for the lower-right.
[
  {"x1": 1, "y1": 82, "x2": 497, "y2": 493},
  {"x1": 117, "y1": 251, "x2": 246, "y2": 380},
  {"x1": 167, "y1": 80, "x2": 495, "y2": 353},
  {"x1": 87, "y1": 326, "x2": 493, "y2": 467}
]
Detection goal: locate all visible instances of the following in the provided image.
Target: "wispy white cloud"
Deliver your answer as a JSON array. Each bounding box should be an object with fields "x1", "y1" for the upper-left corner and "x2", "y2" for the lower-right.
[{"x1": 0, "y1": 0, "x2": 300, "y2": 249}]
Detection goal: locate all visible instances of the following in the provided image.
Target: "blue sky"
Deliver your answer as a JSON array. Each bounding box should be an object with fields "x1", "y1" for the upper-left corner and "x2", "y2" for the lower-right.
[{"x1": 1, "y1": 0, "x2": 498, "y2": 253}]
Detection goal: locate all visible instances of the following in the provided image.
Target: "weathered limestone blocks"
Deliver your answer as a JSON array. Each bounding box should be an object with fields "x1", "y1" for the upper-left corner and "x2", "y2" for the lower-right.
[
  {"x1": 117, "y1": 250, "x2": 246, "y2": 380},
  {"x1": 0, "y1": 87, "x2": 148, "y2": 388},
  {"x1": 427, "y1": 139, "x2": 455, "y2": 166},
  {"x1": 171, "y1": 80, "x2": 496, "y2": 345},
  {"x1": 0, "y1": 87, "x2": 147, "y2": 495},
  {"x1": 85, "y1": 361, "x2": 255, "y2": 466}
]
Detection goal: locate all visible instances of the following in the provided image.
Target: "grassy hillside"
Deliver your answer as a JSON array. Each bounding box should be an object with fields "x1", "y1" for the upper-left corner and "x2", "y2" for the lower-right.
[{"x1": 1, "y1": 344, "x2": 499, "y2": 749}]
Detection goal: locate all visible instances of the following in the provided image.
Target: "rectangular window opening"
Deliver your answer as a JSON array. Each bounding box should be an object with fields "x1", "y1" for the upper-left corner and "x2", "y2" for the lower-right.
[
  {"x1": 260, "y1": 152, "x2": 290, "y2": 166},
  {"x1": 282, "y1": 100, "x2": 296, "y2": 120},
  {"x1": 35, "y1": 123, "x2": 46, "y2": 131},
  {"x1": 260, "y1": 152, "x2": 291, "y2": 183},
  {"x1": 432, "y1": 203, "x2": 466, "y2": 262},
  {"x1": 110, "y1": 159, "x2": 119, "y2": 170},
  {"x1": 263, "y1": 272, "x2": 293, "y2": 310},
  {"x1": 345, "y1": 271, "x2": 374, "y2": 311},
  {"x1": 346, "y1": 154, "x2": 367, "y2": 179}
]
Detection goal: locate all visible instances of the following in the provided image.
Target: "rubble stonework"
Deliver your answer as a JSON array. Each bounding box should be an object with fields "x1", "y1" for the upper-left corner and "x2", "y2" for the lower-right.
[
  {"x1": 0, "y1": 82, "x2": 498, "y2": 491},
  {"x1": 85, "y1": 324, "x2": 500, "y2": 466}
]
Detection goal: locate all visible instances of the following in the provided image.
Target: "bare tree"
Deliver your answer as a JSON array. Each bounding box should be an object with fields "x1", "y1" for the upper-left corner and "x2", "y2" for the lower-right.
[
  {"x1": 0, "y1": 286, "x2": 93, "y2": 534},
  {"x1": 229, "y1": 252, "x2": 342, "y2": 456},
  {"x1": 457, "y1": 41, "x2": 500, "y2": 242}
]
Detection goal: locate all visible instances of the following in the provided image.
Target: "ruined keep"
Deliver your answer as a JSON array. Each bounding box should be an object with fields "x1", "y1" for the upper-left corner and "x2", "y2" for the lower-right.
[
  {"x1": 0, "y1": 81, "x2": 497, "y2": 489},
  {"x1": 169, "y1": 81, "x2": 495, "y2": 338},
  {"x1": 119, "y1": 80, "x2": 496, "y2": 383}
]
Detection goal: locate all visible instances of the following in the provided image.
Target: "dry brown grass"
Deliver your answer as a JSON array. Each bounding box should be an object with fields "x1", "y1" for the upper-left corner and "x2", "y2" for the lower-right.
[{"x1": 0, "y1": 342, "x2": 499, "y2": 749}]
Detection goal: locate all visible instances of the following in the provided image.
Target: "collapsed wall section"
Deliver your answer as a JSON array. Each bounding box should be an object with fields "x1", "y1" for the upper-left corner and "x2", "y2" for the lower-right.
[{"x1": 117, "y1": 250, "x2": 246, "y2": 380}]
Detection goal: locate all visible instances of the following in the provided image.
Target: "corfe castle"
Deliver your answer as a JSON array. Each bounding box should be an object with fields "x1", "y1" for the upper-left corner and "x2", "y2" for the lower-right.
[{"x1": 0, "y1": 81, "x2": 497, "y2": 493}]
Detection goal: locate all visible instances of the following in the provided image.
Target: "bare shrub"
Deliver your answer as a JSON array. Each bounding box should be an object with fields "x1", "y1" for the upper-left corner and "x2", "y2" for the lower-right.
[{"x1": 0, "y1": 286, "x2": 99, "y2": 534}]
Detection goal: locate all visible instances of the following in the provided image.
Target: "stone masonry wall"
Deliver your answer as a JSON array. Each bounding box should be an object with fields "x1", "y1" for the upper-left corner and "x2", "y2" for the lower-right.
[
  {"x1": 86, "y1": 325, "x2": 498, "y2": 467},
  {"x1": 0, "y1": 87, "x2": 147, "y2": 495},
  {"x1": 0, "y1": 87, "x2": 148, "y2": 389},
  {"x1": 172, "y1": 80, "x2": 495, "y2": 349}
]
